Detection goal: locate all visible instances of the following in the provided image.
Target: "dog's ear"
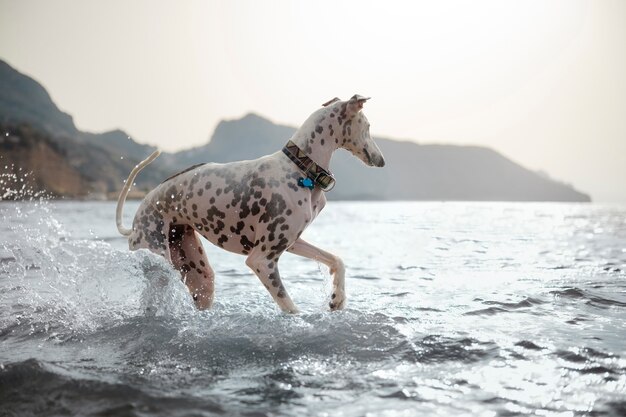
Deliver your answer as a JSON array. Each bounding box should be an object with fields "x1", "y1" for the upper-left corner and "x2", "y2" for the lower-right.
[
  {"x1": 322, "y1": 97, "x2": 340, "y2": 107},
  {"x1": 347, "y1": 94, "x2": 370, "y2": 114}
]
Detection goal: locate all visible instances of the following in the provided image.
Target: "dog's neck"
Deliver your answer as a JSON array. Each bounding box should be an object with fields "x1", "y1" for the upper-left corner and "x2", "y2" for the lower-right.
[{"x1": 289, "y1": 108, "x2": 342, "y2": 171}]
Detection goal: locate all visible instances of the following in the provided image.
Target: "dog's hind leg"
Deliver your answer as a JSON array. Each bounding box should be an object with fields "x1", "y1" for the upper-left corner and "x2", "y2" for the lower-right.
[
  {"x1": 245, "y1": 250, "x2": 299, "y2": 314},
  {"x1": 287, "y1": 238, "x2": 346, "y2": 311},
  {"x1": 168, "y1": 224, "x2": 215, "y2": 310}
]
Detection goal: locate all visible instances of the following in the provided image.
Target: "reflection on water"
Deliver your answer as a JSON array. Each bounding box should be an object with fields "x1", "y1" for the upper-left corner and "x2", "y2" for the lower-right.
[{"x1": 0, "y1": 200, "x2": 625, "y2": 416}]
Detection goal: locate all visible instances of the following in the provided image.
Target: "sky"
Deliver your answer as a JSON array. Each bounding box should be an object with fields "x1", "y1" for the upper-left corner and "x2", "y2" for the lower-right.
[{"x1": 0, "y1": 0, "x2": 624, "y2": 202}]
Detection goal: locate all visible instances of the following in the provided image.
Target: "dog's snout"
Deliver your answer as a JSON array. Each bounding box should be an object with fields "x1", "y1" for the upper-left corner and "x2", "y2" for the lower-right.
[{"x1": 370, "y1": 154, "x2": 385, "y2": 167}]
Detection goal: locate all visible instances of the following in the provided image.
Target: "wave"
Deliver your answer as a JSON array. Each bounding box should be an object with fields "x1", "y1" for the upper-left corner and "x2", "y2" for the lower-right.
[
  {"x1": 0, "y1": 359, "x2": 224, "y2": 417},
  {"x1": 550, "y1": 287, "x2": 626, "y2": 308},
  {"x1": 464, "y1": 297, "x2": 544, "y2": 316}
]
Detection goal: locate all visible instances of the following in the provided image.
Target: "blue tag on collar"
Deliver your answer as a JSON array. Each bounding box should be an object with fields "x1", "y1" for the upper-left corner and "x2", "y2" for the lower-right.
[{"x1": 298, "y1": 177, "x2": 315, "y2": 190}]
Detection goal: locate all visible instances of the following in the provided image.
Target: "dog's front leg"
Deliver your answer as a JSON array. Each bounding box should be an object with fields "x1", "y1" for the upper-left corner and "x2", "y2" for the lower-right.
[
  {"x1": 287, "y1": 238, "x2": 346, "y2": 311},
  {"x1": 245, "y1": 251, "x2": 299, "y2": 314}
]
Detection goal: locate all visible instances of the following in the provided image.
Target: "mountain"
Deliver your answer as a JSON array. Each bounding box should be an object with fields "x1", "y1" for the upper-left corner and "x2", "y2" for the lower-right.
[
  {"x1": 0, "y1": 60, "x2": 78, "y2": 138},
  {"x1": 0, "y1": 58, "x2": 590, "y2": 202},
  {"x1": 0, "y1": 123, "x2": 90, "y2": 199},
  {"x1": 0, "y1": 59, "x2": 167, "y2": 197},
  {"x1": 169, "y1": 113, "x2": 295, "y2": 167},
  {"x1": 0, "y1": 59, "x2": 155, "y2": 162},
  {"x1": 168, "y1": 113, "x2": 590, "y2": 202}
]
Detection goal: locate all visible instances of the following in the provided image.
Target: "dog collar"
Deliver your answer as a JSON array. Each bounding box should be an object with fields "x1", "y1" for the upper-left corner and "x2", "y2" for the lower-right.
[{"x1": 282, "y1": 140, "x2": 336, "y2": 192}]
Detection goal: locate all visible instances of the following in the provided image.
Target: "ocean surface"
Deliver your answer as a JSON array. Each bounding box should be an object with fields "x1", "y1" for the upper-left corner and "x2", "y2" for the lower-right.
[{"x1": 0, "y1": 199, "x2": 625, "y2": 417}]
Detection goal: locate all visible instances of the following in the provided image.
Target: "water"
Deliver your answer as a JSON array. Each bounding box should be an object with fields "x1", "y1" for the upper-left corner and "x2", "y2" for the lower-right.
[{"x1": 1, "y1": 199, "x2": 625, "y2": 416}]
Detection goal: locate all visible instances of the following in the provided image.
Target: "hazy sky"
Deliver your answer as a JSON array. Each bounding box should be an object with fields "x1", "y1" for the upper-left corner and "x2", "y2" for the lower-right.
[{"x1": 0, "y1": 0, "x2": 624, "y2": 201}]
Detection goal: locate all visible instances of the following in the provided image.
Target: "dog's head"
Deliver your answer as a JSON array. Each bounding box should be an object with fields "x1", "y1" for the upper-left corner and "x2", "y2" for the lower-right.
[{"x1": 325, "y1": 95, "x2": 385, "y2": 167}]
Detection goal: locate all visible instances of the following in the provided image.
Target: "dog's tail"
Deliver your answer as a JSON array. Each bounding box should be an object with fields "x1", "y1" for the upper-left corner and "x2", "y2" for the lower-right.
[{"x1": 116, "y1": 150, "x2": 161, "y2": 236}]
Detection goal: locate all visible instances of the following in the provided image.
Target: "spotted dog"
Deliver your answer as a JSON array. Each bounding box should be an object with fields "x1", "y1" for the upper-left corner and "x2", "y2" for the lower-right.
[{"x1": 116, "y1": 95, "x2": 385, "y2": 314}]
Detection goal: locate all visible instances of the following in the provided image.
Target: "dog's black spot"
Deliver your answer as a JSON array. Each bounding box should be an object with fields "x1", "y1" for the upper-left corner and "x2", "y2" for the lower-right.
[
  {"x1": 251, "y1": 177, "x2": 266, "y2": 189},
  {"x1": 214, "y1": 220, "x2": 225, "y2": 234},
  {"x1": 270, "y1": 237, "x2": 290, "y2": 255},
  {"x1": 206, "y1": 206, "x2": 226, "y2": 222},
  {"x1": 260, "y1": 193, "x2": 287, "y2": 223},
  {"x1": 240, "y1": 235, "x2": 255, "y2": 251},
  {"x1": 268, "y1": 179, "x2": 280, "y2": 188}
]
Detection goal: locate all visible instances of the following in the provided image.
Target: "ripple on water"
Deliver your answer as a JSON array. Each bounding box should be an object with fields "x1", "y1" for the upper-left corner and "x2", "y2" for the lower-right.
[
  {"x1": 465, "y1": 297, "x2": 544, "y2": 316},
  {"x1": 551, "y1": 287, "x2": 626, "y2": 308}
]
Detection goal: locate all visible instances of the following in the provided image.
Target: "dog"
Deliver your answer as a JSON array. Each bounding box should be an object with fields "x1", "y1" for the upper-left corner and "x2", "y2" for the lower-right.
[{"x1": 116, "y1": 95, "x2": 385, "y2": 314}]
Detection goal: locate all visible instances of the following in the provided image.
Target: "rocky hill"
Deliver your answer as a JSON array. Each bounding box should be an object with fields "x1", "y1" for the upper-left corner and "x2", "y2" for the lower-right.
[
  {"x1": 169, "y1": 113, "x2": 590, "y2": 202},
  {"x1": 0, "y1": 58, "x2": 590, "y2": 202},
  {"x1": 0, "y1": 123, "x2": 89, "y2": 199}
]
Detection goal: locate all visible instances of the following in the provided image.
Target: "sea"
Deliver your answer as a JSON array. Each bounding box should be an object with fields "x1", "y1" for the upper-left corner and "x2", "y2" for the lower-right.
[{"x1": 0, "y1": 199, "x2": 625, "y2": 417}]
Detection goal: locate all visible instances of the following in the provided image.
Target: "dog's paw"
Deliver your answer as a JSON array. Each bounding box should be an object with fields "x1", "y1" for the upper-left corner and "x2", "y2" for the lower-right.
[{"x1": 329, "y1": 291, "x2": 346, "y2": 311}]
